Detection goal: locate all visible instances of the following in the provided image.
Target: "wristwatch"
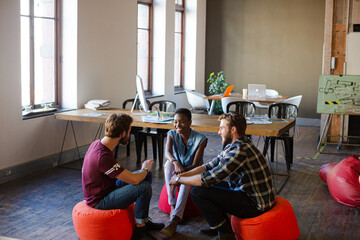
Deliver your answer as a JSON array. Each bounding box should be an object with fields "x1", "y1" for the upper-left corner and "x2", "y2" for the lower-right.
[
  {"x1": 175, "y1": 175, "x2": 181, "y2": 183},
  {"x1": 142, "y1": 167, "x2": 149, "y2": 173}
]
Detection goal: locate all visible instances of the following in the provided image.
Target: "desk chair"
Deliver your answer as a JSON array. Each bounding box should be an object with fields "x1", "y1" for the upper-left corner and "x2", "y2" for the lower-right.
[
  {"x1": 253, "y1": 89, "x2": 279, "y2": 116},
  {"x1": 280, "y1": 95, "x2": 302, "y2": 136},
  {"x1": 263, "y1": 103, "x2": 298, "y2": 171},
  {"x1": 280, "y1": 95, "x2": 302, "y2": 107},
  {"x1": 263, "y1": 103, "x2": 298, "y2": 193},
  {"x1": 185, "y1": 90, "x2": 210, "y2": 114},
  {"x1": 140, "y1": 100, "x2": 176, "y2": 168},
  {"x1": 114, "y1": 99, "x2": 151, "y2": 162},
  {"x1": 226, "y1": 101, "x2": 256, "y2": 117},
  {"x1": 224, "y1": 100, "x2": 256, "y2": 146},
  {"x1": 222, "y1": 97, "x2": 249, "y2": 114}
]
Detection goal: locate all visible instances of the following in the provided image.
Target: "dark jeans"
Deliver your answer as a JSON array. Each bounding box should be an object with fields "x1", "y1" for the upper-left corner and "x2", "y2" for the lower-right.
[
  {"x1": 190, "y1": 181, "x2": 262, "y2": 228},
  {"x1": 95, "y1": 171, "x2": 152, "y2": 224}
]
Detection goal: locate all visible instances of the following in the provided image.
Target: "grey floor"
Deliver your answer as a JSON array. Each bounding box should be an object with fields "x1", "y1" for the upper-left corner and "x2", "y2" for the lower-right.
[{"x1": 0, "y1": 126, "x2": 360, "y2": 240}]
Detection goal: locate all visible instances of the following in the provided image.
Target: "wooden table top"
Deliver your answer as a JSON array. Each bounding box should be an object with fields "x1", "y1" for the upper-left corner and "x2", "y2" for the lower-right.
[
  {"x1": 204, "y1": 94, "x2": 288, "y2": 103},
  {"x1": 55, "y1": 108, "x2": 295, "y2": 137}
]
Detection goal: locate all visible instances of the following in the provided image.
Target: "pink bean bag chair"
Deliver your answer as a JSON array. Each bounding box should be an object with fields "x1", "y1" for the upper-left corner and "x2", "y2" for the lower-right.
[
  {"x1": 158, "y1": 184, "x2": 201, "y2": 217},
  {"x1": 319, "y1": 155, "x2": 360, "y2": 208}
]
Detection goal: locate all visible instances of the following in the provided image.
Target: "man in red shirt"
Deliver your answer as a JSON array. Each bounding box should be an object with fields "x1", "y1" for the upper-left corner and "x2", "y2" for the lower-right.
[{"x1": 82, "y1": 113, "x2": 164, "y2": 240}]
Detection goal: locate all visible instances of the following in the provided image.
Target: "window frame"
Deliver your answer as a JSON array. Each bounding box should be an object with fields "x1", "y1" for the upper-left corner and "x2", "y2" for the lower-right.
[
  {"x1": 20, "y1": 0, "x2": 62, "y2": 110},
  {"x1": 174, "y1": 0, "x2": 185, "y2": 91},
  {"x1": 137, "y1": 0, "x2": 153, "y2": 95}
]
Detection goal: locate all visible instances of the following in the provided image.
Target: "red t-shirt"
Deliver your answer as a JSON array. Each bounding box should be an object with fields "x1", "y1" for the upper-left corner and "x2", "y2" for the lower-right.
[{"x1": 82, "y1": 139, "x2": 125, "y2": 207}]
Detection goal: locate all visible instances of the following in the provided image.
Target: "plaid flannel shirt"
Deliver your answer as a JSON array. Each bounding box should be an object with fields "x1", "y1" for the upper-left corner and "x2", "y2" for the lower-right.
[{"x1": 201, "y1": 137, "x2": 275, "y2": 211}]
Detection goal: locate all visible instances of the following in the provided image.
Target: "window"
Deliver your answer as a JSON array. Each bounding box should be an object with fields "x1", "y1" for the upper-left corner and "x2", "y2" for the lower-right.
[
  {"x1": 137, "y1": 0, "x2": 153, "y2": 93},
  {"x1": 174, "y1": 0, "x2": 185, "y2": 90},
  {"x1": 20, "y1": 0, "x2": 61, "y2": 110}
]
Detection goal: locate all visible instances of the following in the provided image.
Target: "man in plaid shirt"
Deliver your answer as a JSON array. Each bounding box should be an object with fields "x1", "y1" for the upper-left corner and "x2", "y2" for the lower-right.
[{"x1": 169, "y1": 113, "x2": 275, "y2": 240}]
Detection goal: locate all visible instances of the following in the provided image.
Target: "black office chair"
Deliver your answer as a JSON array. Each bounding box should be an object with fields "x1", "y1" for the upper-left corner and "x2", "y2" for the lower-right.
[
  {"x1": 123, "y1": 98, "x2": 150, "y2": 113},
  {"x1": 262, "y1": 103, "x2": 298, "y2": 171},
  {"x1": 140, "y1": 100, "x2": 176, "y2": 168},
  {"x1": 225, "y1": 101, "x2": 257, "y2": 144},
  {"x1": 226, "y1": 101, "x2": 256, "y2": 117},
  {"x1": 150, "y1": 100, "x2": 177, "y2": 113},
  {"x1": 113, "y1": 98, "x2": 151, "y2": 162}
]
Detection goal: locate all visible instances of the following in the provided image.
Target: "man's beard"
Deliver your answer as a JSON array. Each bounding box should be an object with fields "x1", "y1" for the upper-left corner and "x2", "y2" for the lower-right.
[
  {"x1": 119, "y1": 135, "x2": 130, "y2": 145},
  {"x1": 222, "y1": 132, "x2": 232, "y2": 146}
]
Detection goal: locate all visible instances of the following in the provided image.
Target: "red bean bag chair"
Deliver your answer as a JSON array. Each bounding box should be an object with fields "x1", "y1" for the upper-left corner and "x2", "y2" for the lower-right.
[
  {"x1": 158, "y1": 184, "x2": 201, "y2": 217},
  {"x1": 319, "y1": 155, "x2": 360, "y2": 208},
  {"x1": 231, "y1": 197, "x2": 300, "y2": 240},
  {"x1": 72, "y1": 201, "x2": 135, "y2": 240}
]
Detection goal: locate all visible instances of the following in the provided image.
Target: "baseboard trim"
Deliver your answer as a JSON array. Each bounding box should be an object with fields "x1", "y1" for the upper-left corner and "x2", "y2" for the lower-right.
[
  {"x1": 0, "y1": 146, "x2": 89, "y2": 185},
  {"x1": 296, "y1": 117, "x2": 321, "y2": 127}
]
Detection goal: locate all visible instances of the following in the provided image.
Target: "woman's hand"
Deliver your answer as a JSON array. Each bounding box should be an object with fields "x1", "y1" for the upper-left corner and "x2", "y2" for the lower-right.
[
  {"x1": 169, "y1": 175, "x2": 180, "y2": 198},
  {"x1": 173, "y1": 161, "x2": 184, "y2": 175}
]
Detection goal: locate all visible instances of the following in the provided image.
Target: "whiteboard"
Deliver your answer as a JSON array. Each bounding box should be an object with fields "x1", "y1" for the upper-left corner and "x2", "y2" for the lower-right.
[{"x1": 317, "y1": 75, "x2": 360, "y2": 114}]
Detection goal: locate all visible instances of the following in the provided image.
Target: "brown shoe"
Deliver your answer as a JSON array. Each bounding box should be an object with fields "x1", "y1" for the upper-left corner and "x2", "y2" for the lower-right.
[{"x1": 160, "y1": 216, "x2": 180, "y2": 237}]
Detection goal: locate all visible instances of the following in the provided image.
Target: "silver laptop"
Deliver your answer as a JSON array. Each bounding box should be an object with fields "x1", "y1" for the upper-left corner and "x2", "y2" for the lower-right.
[{"x1": 248, "y1": 84, "x2": 266, "y2": 100}]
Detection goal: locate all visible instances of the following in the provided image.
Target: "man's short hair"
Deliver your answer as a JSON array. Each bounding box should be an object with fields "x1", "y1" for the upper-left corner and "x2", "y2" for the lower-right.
[
  {"x1": 105, "y1": 113, "x2": 133, "y2": 138},
  {"x1": 174, "y1": 108, "x2": 192, "y2": 121},
  {"x1": 218, "y1": 112, "x2": 247, "y2": 136}
]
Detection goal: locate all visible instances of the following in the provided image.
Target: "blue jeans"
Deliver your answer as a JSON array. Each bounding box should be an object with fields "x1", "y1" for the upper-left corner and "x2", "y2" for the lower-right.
[
  {"x1": 95, "y1": 171, "x2": 153, "y2": 224},
  {"x1": 190, "y1": 181, "x2": 262, "y2": 229}
]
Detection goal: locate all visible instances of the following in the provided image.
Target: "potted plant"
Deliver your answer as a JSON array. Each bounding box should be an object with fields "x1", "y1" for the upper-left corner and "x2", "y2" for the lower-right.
[{"x1": 207, "y1": 71, "x2": 229, "y2": 114}]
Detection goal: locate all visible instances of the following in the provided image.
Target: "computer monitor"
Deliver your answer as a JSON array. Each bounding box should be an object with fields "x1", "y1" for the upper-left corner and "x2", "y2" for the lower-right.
[
  {"x1": 132, "y1": 75, "x2": 149, "y2": 113},
  {"x1": 248, "y1": 84, "x2": 266, "y2": 99}
]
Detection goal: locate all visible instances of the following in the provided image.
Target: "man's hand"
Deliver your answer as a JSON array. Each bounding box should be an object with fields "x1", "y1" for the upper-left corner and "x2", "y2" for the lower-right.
[
  {"x1": 169, "y1": 175, "x2": 180, "y2": 198},
  {"x1": 141, "y1": 159, "x2": 154, "y2": 171},
  {"x1": 173, "y1": 161, "x2": 184, "y2": 175}
]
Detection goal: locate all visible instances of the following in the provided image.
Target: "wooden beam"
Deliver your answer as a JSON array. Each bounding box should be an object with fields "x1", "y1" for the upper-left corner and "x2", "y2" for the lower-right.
[{"x1": 323, "y1": 0, "x2": 334, "y2": 75}]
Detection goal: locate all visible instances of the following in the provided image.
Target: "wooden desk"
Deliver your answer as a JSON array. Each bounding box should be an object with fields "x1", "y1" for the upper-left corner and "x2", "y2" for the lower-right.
[
  {"x1": 204, "y1": 94, "x2": 289, "y2": 115},
  {"x1": 55, "y1": 109, "x2": 295, "y2": 192},
  {"x1": 55, "y1": 108, "x2": 295, "y2": 137}
]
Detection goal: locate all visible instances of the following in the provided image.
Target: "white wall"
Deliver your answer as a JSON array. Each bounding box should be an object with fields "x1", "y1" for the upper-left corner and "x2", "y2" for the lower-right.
[
  {"x1": 0, "y1": 0, "x2": 78, "y2": 170},
  {"x1": 205, "y1": 0, "x2": 325, "y2": 118},
  {"x1": 77, "y1": 0, "x2": 137, "y2": 108},
  {"x1": 62, "y1": 0, "x2": 78, "y2": 109},
  {"x1": 346, "y1": 32, "x2": 360, "y2": 75},
  {"x1": 0, "y1": 0, "x2": 206, "y2": 171},
  {"x1": 76, "y1": 0, "x2": 207, "y2": 109}
]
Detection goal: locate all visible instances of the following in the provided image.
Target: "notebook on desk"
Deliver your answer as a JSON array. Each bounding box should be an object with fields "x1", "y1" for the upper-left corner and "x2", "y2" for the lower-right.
[
  {"x1": 223, "y1": 85, "x2": 234, "y2": 97},
  {"x1": 131, "y1": 112, "x2": 150, "y2": 116},
  {"x1": 141, "y1": 115, "x2": 174, "y2": 124},
  {"x1": 248, "y1": 84, "x2": 266, "y2": 100}
]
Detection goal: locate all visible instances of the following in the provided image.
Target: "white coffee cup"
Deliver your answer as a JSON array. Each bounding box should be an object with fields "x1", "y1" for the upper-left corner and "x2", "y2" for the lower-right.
[{"x1": 242, "y1": 89, "x2": 248, "y2": 99}]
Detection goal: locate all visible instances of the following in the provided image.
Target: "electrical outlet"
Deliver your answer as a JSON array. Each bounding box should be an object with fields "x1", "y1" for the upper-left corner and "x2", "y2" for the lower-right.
[{"x1": 5, "y1": 170, "x2": 11, "y2": 176}]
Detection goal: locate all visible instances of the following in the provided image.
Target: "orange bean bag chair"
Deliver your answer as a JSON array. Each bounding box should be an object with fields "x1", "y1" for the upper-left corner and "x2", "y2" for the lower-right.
[
  {"x1": 319, "y1": 155, "x2": 360, "y2": 208},
  {"x1": 231, "y1": 197, "x2": 300, "y2": 240},
  {"x1": 72, "y1": 200, "x2": 135, "y2": 240},
  {"x1": 158, "y1": 184, "x2": 201, "y2": 217}
]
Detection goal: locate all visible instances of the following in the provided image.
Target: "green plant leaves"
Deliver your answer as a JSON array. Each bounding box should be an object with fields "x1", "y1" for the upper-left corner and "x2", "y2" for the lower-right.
[{"x1": 207, "y1": 71, "x2": 230, "y2": 114}]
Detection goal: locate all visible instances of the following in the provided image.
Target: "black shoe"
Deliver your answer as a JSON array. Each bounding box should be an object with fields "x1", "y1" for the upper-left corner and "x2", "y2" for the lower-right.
[
  {"x1": 199, "y1": 227, "x2": 218, "y2": 236},
  {"x1": 212, "y1": 232, "x2": 236, "y2": 240},
  {"x1": 132, "y1": 226, "x2": 157, "y2": 240},
  {"x1": 146, "y1": 220, "x2": 165, "y2": 231}
]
